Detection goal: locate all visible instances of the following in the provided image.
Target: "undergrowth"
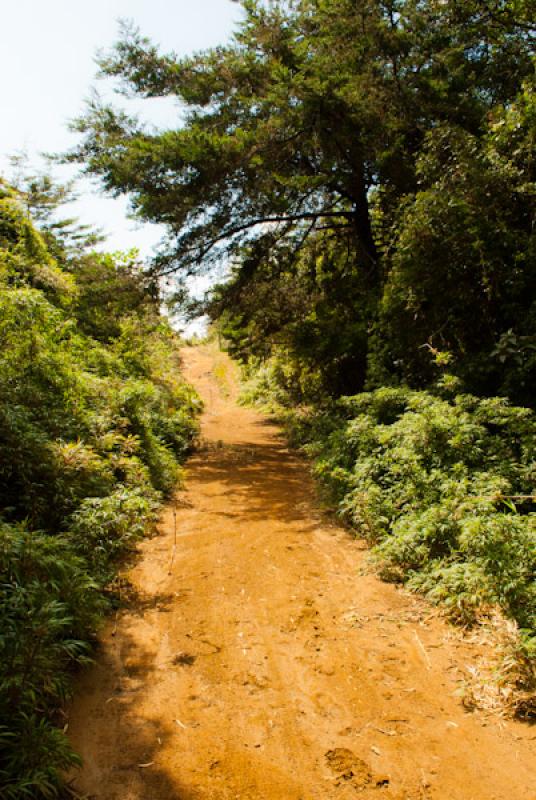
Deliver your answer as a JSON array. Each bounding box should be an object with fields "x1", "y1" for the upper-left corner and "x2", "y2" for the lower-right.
[
  {"x1": 0, "y1": 182, "x2": 200, "y2": 797},
  {"x1": 242, "y1": 362, "x2": 536, "y2": 716}
]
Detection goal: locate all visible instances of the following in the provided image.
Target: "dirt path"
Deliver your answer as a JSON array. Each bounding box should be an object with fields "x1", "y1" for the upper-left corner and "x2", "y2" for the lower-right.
[{"x1": 67, "y1": 343, "x2": 534, "y2": 800}]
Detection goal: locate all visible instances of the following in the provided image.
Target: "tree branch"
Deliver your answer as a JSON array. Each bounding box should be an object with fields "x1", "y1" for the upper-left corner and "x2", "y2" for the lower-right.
[{"x1": 156, "y1": 210, "x2": 354, "y2": 276}]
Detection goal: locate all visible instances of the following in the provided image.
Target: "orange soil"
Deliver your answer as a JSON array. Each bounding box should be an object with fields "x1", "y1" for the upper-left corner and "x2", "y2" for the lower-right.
[{"x1": 67, "y1": 343, "x2": 535, "y2": 800}]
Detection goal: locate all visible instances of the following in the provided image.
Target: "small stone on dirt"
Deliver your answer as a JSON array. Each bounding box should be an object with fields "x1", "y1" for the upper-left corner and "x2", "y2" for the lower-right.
[
  {"x1": 325, "y1": 748, "x2": 373, "y2": 787},
  {"x1": 172, "y1": 652, "x2": 196, "y2": 666},
  {"x1": 325, "y1": 748, "x2": 390, "y2": 791}
]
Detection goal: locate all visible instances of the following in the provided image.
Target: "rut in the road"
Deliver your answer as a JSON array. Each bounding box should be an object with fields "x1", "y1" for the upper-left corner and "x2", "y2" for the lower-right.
[{"x1": 67, "y1": 343, "x2": 535, "y2": 800}]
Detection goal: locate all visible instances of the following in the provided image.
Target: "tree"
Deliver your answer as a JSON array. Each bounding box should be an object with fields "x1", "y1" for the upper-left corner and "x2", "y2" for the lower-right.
[
  {"x1": 67, "y1": 0, "x2": 535, "y2": 398},
  {"x1": 375, "y1": 80, "x2": 536, "y2": 404},
  {"x1": 8, "y1": 155, "x2": 104, "y2": 262}
]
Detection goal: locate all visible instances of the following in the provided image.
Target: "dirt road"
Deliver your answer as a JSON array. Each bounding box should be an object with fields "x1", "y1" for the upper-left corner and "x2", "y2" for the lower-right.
[{"x1": 67, "y1": 343, "x2": 534, "y2": 800}]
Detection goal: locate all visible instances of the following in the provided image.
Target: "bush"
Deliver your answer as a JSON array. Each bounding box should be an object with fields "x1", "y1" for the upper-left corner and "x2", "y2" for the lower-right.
[
  {"x1": 0, "y1": 522, "x2": 104, "y2": 798},
  {"x1": 273, "y1": 384, "x2": 536, "y2": 663},
  {"x1": 69, "y1": 487, "x2": 159, "y2": 578},
  {"x1": 0, "y1": 187, "x2": 200, "y2": 795}
]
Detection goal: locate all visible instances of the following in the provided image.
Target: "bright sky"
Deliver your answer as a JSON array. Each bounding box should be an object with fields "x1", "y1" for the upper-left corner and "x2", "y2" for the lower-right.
[{"x1": 0, "y1": 0, "x2": 242, "y2": 256}]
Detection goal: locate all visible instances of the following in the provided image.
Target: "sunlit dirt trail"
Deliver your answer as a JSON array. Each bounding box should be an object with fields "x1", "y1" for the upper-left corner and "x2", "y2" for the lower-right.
[{"x1": 67, "y1": 343, "x2": 535, "y2": 800}]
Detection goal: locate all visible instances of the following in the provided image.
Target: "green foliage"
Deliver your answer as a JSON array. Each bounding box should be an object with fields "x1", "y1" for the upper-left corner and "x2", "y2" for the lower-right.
[
  {"x1": 68, "y1": 488, "x2": 159, "y2": 578},
  {"x1": 6, "y1": 156, "x2": 105, "y2": 261},
  {"x1": 0, "y1": 185, "x2": 75, "y2": 303},
  {"x1": 215, "y1": 231, "x2": 373, "y2": 398},
  {"x1": 0, "y1": 187, "x2": 200, "y2": 796},
  {"x1": 376, "y1": 101, "x2": 536, "y2": 404},
  {"x1": 283, "y1": 386, "x2": 536, "y2": 646},
  {"x1": 68, "y1": 249, "x2": 158, "y2": 342},
  {"x1": 0, "y1": 522, "x2": 103, "y2": 798},
  {"x1": 66, "y1": 0, "x2": 535, "y2": 405}
]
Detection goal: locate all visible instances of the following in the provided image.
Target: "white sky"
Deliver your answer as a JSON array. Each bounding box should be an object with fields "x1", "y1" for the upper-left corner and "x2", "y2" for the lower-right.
[{"x1": 0, "y1": 0, "x2": 242, "y2": 256}]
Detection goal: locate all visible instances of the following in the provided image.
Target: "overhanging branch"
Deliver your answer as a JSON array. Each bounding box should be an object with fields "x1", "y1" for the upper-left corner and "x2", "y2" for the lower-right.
[{"x1": 156, "y1": 209, "x2": 354, "y2": 276}]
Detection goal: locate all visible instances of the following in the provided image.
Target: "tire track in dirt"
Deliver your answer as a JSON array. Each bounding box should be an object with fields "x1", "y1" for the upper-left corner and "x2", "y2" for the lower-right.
[{"x1": 67, "y1": 343, "x2": 535, "y2": 800}]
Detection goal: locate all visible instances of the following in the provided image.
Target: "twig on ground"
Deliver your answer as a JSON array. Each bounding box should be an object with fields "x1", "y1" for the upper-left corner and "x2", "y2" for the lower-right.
[
  {"x1": 168, "y1": 503, "x2": 178, "y2": 575},
  {"x1": 414, "y1": 632, "x2": 432, "y2": 670}
]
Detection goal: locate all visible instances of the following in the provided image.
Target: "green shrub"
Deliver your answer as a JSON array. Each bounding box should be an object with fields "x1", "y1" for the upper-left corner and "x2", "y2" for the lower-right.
[
  {"x1": 68, "y1": 487, "x2": 159, "y2": 577},
  {"x1": 277, "y1": 385, "x2": 536, "y2": 654},
  {"x1": 0, "y1": 187, "x2": 200, "y2": 795},
  {"x1": 0, "y1": 522, "x2": 104, "y2": 798}
]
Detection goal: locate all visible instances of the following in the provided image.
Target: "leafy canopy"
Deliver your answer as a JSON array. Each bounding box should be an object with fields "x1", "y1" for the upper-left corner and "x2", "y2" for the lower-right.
[
  {"x1": 69, "y1": 1, "x2": 532, "y2": 277},
  {"x1": 67, "y1": 1, "x2": 535, "y2": 401}
]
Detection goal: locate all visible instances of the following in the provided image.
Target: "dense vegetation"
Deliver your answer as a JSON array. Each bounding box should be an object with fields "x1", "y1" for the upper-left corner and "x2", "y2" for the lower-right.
[
  {"x1": 243, "y1": 367, "x2": 535, "y2": 708},
  {"x1": 0, "y1": 178, "x2": 199, "y2": 797},
  {"x1": 69, "y1": 0, "x2": 535, "y2": 406},
  {"x1": 64, "y1": 0, "x2": 535, "y2": 704},
  {"x1": 4, "y1": 2, "x2": 532, "y2": 793}
]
